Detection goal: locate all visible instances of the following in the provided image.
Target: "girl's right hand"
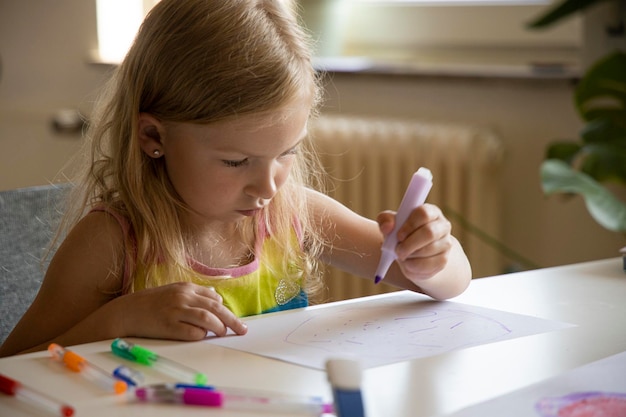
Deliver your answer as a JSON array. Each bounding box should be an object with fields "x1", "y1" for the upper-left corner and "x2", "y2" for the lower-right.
[{"x1": 115, "y1": 282, "x2": 248, "y2": 340}]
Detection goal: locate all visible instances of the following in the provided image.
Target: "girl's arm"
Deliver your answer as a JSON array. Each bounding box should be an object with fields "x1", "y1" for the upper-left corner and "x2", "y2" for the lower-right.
[
  {"x1": 0, "y1": 212, "x2": 246, "y2": 357},
  {"x1": 308, "y1": 189, "x2": 472, "y2": 300}
]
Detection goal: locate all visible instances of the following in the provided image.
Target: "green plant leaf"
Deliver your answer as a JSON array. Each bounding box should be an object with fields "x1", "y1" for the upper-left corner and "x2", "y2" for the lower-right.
[
  {"x1": 575, "y1": 53, "x2": 626, "y2": 127},
  {"x1": 581, "y1": 119, "x2": 626, "y2": 145},
  {"x1": 526, "y1": 0, "x2": 610, "y2": 28},
  {"x1": 546, "y1": 142, "x2": 581, "y2": 163},
  {"x1": 541, "y1": 159, "x2": 626, "y2": 231},
  {"x1": 580, "y1": 142, "x2": 626, "y2": 183}
]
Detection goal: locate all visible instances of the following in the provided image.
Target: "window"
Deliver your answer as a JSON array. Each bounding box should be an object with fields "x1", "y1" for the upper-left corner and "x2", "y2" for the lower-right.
[
  {"x1": 95, "y1": 0, "x2": 159, "y2": 64},
  {"x1": 358, "y1": 0, "x2": 548, "y2": 4},
  {"x1": 96, "y1": 0, "x2": 582, "y2": 73},
  {"x1": 300, "y1": 0, "x2": 581, "y2": 70}
]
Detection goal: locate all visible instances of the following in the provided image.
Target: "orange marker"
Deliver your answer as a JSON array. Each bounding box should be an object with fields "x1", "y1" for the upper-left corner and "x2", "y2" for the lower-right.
[{"x1": 48, "y1": 343, "x2": 127, "y2": 394}]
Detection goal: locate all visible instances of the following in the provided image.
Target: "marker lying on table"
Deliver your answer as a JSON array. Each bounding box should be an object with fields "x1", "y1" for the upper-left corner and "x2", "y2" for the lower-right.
[
  {"x1": 326, "y1": 358, "x2": 366, "y2": 417},
  {"x1": 374, "y1": 167, "x2": 433, "y2": 284},
  {"x1": 48, "y1": 343, "x2": 127, "y2": 394},
  {"x1": 0, "y1": 373, "x2": 75, "y2": 417},
  {"x1": 112, "y1": 365, "x2": 145, "y2": 387},
  {"x1": 135, "y1": 383, "x2": 333, "y2": 416},
  {"x1": 111, "y1": 338, "x2": 208, "y2": 386}
]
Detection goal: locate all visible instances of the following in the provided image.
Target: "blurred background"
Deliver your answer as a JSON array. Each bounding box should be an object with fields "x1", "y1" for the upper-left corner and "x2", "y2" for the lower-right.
[{"x1": 0, "y1": 0, "x2": 624, "y2": 287}]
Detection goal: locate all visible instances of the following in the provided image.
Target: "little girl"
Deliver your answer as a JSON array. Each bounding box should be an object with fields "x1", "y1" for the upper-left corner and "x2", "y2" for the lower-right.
[{"x1": 0, "y1": 0, "x2": 471, "y2": 357}]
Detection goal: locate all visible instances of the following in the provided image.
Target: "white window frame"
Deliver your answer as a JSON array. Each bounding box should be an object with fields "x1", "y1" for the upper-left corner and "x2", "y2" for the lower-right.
[
  {"x1": 300, "y1": 0, "x2": 581, "y2": 71},
  {"x1": 357, "y1": 0, "x2": 549, "y2": 4}
]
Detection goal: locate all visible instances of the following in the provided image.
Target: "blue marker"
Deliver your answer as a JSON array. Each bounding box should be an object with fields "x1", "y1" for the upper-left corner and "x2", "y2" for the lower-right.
[
  {"x1": 326, "y1": 358, "x2": 366, "y2": 417},
  {"x1": 112, "y1": 365, "x2": 144, "y2": 387},
  {"x1": 374, "y1": 167, "x2": 433, "y2": 284}
]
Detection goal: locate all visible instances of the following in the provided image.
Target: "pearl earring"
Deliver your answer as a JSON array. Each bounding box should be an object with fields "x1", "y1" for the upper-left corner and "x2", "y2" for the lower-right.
[{"x1": 153, "y1": 150, "x2": 161, "y2": 157}]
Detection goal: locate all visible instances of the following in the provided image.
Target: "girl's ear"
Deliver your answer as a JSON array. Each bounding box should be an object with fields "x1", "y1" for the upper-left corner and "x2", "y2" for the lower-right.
[{"x1": 138, "y1": 113, "x2": 165, "y2": 158}]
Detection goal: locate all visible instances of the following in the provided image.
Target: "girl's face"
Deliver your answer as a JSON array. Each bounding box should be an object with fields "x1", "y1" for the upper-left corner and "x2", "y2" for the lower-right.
[{"x1": 156, "y1": 103, "x2": 310, "y2": 228}]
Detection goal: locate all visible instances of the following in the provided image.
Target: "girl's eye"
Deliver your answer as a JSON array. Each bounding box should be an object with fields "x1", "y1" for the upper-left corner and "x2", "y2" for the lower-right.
[
  {"x1": 280, "y1": 147, "x2": 299, "y2": 158},
  {"x1": 222, "y1": 158, "x2": 248, "y2": 167}
]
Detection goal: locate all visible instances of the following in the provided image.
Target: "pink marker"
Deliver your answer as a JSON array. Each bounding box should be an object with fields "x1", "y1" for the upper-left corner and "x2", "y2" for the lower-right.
[
  {"x1": 136, "y1": 384, "x2": 333, "y2": 415},
  {"x1": 374, "y1": 167, "x2": 433, "y2": 284}
]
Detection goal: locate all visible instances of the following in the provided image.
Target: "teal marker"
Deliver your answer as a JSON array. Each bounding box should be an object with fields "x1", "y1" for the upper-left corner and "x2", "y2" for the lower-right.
[{"x1": 111, "y1": 338, "x2": 208, "y2": 386}]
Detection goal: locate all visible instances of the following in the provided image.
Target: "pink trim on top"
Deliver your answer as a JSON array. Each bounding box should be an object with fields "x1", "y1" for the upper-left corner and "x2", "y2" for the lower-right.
[
  {"x1": 87, "y1": 208, "x2": 302, "y2": 285},
  {"x1": 188, "y1": 216, "x2": 267, "y2": 278},
  {"x1": 190, "y1": 215, "x2": 304, "y2": 277},
  {"x1": 187, "y1": 257, "x2": 260, "y2": 278}
]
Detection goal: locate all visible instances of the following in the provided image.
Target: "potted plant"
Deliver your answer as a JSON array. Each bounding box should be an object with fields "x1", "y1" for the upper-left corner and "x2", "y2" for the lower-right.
[{"x1": 527, "y1": 0, "x2": 626, "y2": 236}]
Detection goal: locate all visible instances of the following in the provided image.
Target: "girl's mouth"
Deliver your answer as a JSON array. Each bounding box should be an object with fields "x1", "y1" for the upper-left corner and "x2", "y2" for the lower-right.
[{"x1": 237, "y1": 209, "x2": 260, "y2": 217}]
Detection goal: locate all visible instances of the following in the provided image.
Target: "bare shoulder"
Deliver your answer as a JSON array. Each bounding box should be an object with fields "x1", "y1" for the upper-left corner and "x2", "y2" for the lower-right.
[
  {"x1": 30, "y1": 208, "x2": 128, "y2": 319},
  {"x1": 49, "y1": 210, "x2": 127, "y2": 293},
  {"x1": 63, "y1": 209, "x2": 126, "y2": 250},
  {"x1": 41, "y1": 209, "x2": 127, "y2": 305}
]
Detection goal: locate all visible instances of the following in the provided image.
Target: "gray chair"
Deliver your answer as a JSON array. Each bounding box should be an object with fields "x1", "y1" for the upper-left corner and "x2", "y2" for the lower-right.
[{"x1": 0, "y1": 184, "x2": 69, "y2": 344}]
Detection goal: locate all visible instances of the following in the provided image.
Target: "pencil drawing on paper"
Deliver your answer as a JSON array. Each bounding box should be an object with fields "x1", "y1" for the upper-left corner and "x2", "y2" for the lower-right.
[{"x1": 283, "y1": 304, "x2": 513, "y2": 360}]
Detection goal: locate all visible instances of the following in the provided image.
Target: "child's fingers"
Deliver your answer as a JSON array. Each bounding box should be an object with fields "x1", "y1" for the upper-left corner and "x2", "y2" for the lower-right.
[
  {"x1": 132, "y1": 282, "x2": 247, "y2": 340},
  {"x1": 400, "y1": 251, "x2": 450, "y2": 281},
  {"x1": 171, "y1": 304, "x2": 244, "y2": 339},
  {"x1": 183, "y1": 308, "x2": 230, "y2": 337},
  {"x1": 397, "y1": 218, "x2": 452, "y2": 259},
  {"x1": 402, "y1": 235, "x2": 453, "y2": 261},
  {"x1": 194, "y1": 285, "x2": 223, "y2": 301},
  {"x1": 190, "y1": 286, "x2": 248, "y2": 336},
  {"x1": 376, "y1": 210, "x2": 397, "y2": 236},
  {"x1": 172, "y1": 320, "x2": 216, "y2": 341},
  {"x1": 396, "y1": 204, "x2": 442, "y2": 242},
  {"x1": 216, "y1": 312, "x2": 248, "y2": 336}
]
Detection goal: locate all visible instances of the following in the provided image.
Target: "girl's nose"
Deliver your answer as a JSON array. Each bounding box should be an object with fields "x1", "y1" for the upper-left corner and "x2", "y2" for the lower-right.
[{"x1": 245, "y1": 164, "x2": 278, "y2": 200}]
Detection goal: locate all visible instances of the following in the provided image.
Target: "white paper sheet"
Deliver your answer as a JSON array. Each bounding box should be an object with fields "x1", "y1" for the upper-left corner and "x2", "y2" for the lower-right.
[
  {"x1": 206, "y1": 291, "x2": 573, "y2": 370},
  {"x1": 441, "y1": 350, "x2": 626, "y2": 417}
]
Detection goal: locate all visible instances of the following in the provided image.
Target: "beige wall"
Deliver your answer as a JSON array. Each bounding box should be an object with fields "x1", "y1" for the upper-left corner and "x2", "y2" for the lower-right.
[
  {"x1": 0, "y1": 0, "x2": 110, "y2": 190},
  {"x1": 1, "y1": 1, "x2": 622, "y2": 274}
]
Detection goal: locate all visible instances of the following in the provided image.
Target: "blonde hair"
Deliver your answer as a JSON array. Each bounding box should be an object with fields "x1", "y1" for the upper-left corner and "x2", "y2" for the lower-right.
[{"x1": 60, "y1": 0, "x2": 327, "y2": 301}]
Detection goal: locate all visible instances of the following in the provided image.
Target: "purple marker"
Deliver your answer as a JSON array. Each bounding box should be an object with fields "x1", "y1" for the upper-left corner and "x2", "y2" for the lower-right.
[{"x1": 374, "y1": 167, "x2": 433, "y2": 284}]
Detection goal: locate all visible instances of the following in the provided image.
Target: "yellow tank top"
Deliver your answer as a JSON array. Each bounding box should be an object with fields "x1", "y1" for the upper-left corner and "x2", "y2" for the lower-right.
[
  {"x1": 93, "y1": 206, "x2": 308, "y2": 318},
  {"x1": 135, "y1": 232, "x2": 308, "y2": 317}
]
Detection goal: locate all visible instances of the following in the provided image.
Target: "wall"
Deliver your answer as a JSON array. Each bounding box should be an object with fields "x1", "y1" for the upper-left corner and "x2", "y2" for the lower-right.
[
  {"x1": 0, "y1": 0, "x2": 622, "y2": 273},
  {"x1": 0, "y1": 0, "x2": 110, "y2": 191}
]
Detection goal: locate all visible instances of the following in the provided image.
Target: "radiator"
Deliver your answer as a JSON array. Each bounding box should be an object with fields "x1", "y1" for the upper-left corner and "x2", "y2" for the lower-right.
[{"x1": 309, "y1": 115, "x2": 504, "y2": 302}]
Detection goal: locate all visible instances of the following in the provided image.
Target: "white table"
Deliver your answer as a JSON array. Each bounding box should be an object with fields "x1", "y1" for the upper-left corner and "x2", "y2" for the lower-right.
[{"x1": 1, "y1": 257, "x2": 624, "y2": 416}]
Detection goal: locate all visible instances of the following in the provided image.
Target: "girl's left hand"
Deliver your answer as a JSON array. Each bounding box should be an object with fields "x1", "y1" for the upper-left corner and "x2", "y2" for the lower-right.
[{"x1": 376, "y1": 203, "x2": 453, "y2": 283}]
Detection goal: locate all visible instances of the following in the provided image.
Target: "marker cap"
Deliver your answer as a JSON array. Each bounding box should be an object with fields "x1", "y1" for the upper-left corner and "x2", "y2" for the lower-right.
[
  {"x1": 182, "y1": 388, "x2": 223, "y2": 406},
  {"x1": 326, "y1": 358, "x2": 366, "y2": 417},
  {"x1": 0, "y1": 374, "x2": 20, "y2": 395}
]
